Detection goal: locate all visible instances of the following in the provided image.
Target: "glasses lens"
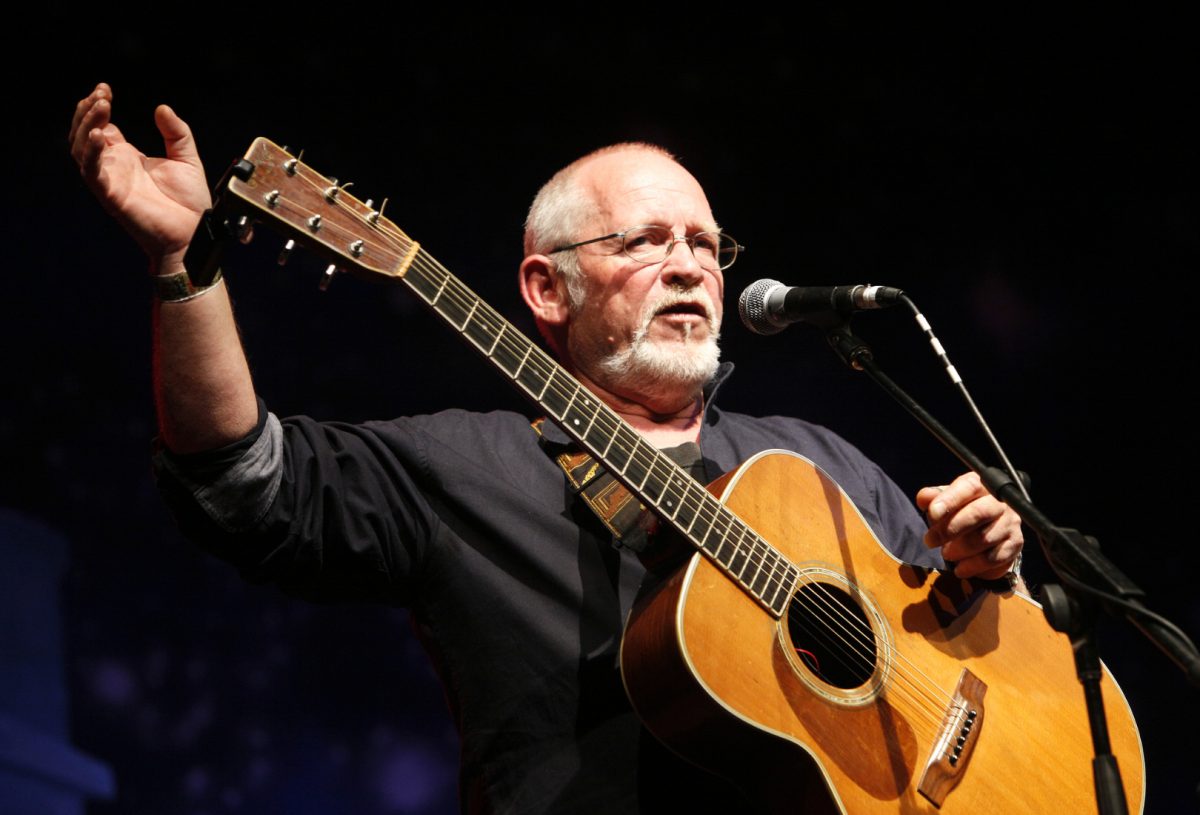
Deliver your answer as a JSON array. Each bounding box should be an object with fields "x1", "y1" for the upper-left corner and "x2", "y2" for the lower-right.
[
  {"x1": 693, "y1": 232, "x2": 738, "y2": 270},
  {"x1": 621, "y1": 226, "x2": 739, "y2": 270},
  {"x1": 622, "y1": 226, "x2": 673, "y2": 263}
]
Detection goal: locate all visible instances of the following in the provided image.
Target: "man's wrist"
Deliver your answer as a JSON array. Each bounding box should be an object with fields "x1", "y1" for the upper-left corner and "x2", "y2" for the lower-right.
[{"x1": 154, "y1": 268, "x2": 223, "y2": 302}]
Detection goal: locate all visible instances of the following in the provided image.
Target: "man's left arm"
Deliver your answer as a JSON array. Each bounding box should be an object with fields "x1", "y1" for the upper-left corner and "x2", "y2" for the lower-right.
[{"x1": 917, "y1": 472, "x2": 1024, "y2": 580}]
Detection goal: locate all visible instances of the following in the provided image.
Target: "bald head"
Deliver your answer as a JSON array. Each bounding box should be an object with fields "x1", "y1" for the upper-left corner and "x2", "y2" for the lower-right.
[
  {"x1": 523, "y1": 143, "x2": 680, "y2": 258},
  {"x1": 524, "y1": 144, "x2": 713, "y2": 310}
]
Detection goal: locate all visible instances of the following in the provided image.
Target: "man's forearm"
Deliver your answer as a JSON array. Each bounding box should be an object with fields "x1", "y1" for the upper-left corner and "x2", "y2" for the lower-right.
[{"x1": 153, "y1": 267, "x2": 258, "y2": 454}]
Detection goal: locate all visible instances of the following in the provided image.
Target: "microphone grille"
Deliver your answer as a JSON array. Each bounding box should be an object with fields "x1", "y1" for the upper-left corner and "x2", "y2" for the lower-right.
[{"x1": 738, "y1": 278, "x2": 786, "y2": 335}]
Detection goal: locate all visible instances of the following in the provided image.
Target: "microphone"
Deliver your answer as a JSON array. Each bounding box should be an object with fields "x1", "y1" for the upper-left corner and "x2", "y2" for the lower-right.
[{"x1": 738, "y1": 279, "x2": 904, "y2": 335}]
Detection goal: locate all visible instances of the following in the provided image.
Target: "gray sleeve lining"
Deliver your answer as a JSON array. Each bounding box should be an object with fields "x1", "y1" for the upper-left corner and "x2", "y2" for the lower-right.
[{"x1": 154, "y1": 413, "x2": 284, "y2": 533}]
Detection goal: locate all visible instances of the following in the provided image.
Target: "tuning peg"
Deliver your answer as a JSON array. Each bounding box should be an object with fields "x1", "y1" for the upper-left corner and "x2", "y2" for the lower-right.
[
  {"x1": 278, "y1": 239, "x2": 295, "y2": 266},
  {"x1": 319, "y1": 264, "x2": 339, "y2": 291},
  {"x1": 283, "y1": 148, "x2": 305, "y2": 176},
  {"x1": 234, "y1": 215, "x2": 254, "y2": 244},
  {"x1": 324, "y1": 180, "x2": 355, "y2": 202},
  {"x1": 367, "y1": 197, "x2": 389, "y2": 227}
]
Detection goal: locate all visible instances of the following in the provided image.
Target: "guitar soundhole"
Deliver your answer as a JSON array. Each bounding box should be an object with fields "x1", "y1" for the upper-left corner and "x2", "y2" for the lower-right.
[{"x1": 787, "y1": 582, "x2": 877, "y2": 690}]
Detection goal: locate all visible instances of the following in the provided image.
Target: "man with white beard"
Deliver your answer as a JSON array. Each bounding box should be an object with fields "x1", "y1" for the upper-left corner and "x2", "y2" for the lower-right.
[{"x1": 71, "y1": 83, "x2": 1023, "y2": 814}]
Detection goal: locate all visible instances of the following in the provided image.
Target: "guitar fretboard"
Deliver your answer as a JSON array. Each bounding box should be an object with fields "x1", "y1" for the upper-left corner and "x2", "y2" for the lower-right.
[{"x1": 403, "y1": 249, "x2": 798, "y2": 617}]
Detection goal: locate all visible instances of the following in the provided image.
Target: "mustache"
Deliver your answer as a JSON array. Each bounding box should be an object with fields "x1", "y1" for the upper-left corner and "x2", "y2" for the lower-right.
[{"x1": 640, "y1": 288, "x2": 720, "y2": 332}]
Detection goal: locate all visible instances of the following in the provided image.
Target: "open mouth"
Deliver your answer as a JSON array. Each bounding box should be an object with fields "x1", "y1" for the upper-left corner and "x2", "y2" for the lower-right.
[{"x1": 655, "y1": 302, "x2": 709, "y2": 319}]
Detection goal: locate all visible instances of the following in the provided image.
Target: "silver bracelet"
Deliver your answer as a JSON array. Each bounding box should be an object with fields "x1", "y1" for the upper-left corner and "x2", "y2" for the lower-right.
[{"x1": 155, "y1": 268, "x2": 223, "y2": 302}]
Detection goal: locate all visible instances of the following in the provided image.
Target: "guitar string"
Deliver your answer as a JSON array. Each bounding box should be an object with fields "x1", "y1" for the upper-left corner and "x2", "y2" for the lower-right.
[
  {"x1": 269, "y1": 168, "x2": 962, "y2": 731},
  {"x1": 785, "y1": 577, "x2": 958, "y2": 726}
]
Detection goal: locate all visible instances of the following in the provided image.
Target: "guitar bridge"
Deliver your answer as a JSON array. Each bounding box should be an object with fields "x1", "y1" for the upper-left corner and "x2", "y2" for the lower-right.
[{"x1": 917, "y1": 668, "x2": 986, "y2": 808}]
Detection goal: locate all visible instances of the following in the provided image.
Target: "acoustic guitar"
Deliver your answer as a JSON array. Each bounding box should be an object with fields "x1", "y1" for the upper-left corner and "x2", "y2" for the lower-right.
[{"x1": 208, "y1": 139, "x2": 1145, "y2": 813}]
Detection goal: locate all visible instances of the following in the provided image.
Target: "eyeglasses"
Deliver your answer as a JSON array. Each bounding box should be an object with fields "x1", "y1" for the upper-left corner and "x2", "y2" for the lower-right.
[{"x1": 549, "y1": 225, "x2": 743, "y2": 271}]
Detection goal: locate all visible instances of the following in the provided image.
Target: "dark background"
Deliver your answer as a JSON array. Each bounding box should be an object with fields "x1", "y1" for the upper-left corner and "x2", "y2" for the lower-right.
[{"x1": 5, "y1": 10, "x2": 1197, "y2": 813}]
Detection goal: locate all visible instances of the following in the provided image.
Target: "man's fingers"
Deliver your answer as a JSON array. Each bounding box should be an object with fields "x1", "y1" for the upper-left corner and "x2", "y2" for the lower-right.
[
  {"x1": 941, "y1": 519, "x2": 1007, "y2": 560},
  {"x1": 940, "y1": 496, "x2": 1008, "y2": 540},
  {"x1": 79, "y1": 119, "x2": 130, "y2": 186},
  {"x1": 915, "y1": 485, "x2": 946, "y2": 513},
  {"x1": 924, "y1": 472, "x2": 983, "y2": 522},
  {"x1": 155, "y1": 105, "x2": 201, "y2": 167},
  {"x1": 949, "y1": 538, "x2": 1022, "y2": 580},
  {"x1": 71, "y1": 96, "x2": 108, "y2": 164},
  {"x1": 70, "y1": 83, "x2": 109, "y2": 146}
]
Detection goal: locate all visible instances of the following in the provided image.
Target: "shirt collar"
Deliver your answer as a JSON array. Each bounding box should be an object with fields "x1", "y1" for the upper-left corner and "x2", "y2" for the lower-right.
[{"x1": 538, "y1": 362, "x2": 735, "y2": 447}]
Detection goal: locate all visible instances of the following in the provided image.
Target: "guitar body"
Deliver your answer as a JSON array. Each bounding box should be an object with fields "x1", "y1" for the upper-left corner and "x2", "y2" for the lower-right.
[{"x1": 621, "y1": 450, "x2": 1145, "y2": 814}]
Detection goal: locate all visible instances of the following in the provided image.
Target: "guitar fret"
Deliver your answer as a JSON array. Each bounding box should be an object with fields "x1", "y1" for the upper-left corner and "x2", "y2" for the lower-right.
[
  {"x1": 515, "y1": 360, "x2": 548, "y2": 400},
  {"x1": 676, "y1": 484, "x2": 701, "y2": 532},
  {"x1": 694, "y1": 494, "x2": 721, "y2": 538},
  {"x1": 670, "y1": 480, "x2": 695, "y2": 523},
  {"x1": 694, "y1": 498, "x2": 720, "y2": 549},
  {"x1": 752, "y1": 557, "x2": 778, "y2": 605},
  {"x1": 513, "y1": 345, "x2": 533, "y2": 378},
  {"x1": 747, "y1": 550, "x2": 770, "y2": 596},
  {"x1": 623, "y1": 445, "x2": 651, "y2": 491},
  {"x1": 658, "y1": 470, "x2": 680, "y2": 517},
  {"x1": 734, "y1": 535, "x2": 755, "y2": 579},
  {"x1": 770, "y1": 565, "x2": 798, "y2": 615},
  {"x1": 638, "y1": 454, "x2": 667, "y2": 500},
  {"x1": 739, "y1": 542, "x2": 768, "y2": 592},
  {"x1": 559, "y1": 390, "x2": 593, "y2": 440},
  {"x1": 598, "y1": 418, "x2": 618, "y2": 459},
  {"x1": 603, "y1": 428, "x2": 635, "y2": 475},
  {"x1": 459, "y1": 298, "x2": 479, "y2": 330},
  {"x1": 562, "y1": 382, "x2": 580, "y2": 419},
  {"x1": 487, "y1": 323, "x2": 507, "y2": 356},
  {"x1": 760, "y1": 563, "x2": 783, "y2": 610},
  {"x1": 710, "y1": 521, "x2": 737, "y2": 564},
  {"x1": 536, "y1": 366, "x2": 556, "y2": 402},
  {"x1": 581, "y1": 398, "x2": 601, "y2": 439},
  {"x1": 434, "y1": 283, "x2": 471, "y2": 329},
  {"x1": 541, "y1": 371, "x2": 572, "y2": 422},
  {"x1": 429, "y1": 272, "x2": 449, "y2": 305},
  {"x1": 727, "y1": 545, "x2": 749, "y2": 581},
  {"x1": 463, "y1": 307, "x2": 500, "y2": 352}
]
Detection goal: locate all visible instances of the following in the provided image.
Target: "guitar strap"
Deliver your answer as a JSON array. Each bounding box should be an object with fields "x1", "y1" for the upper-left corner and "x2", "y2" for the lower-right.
[{"x1": 531, "y1": 417, "x2": 705, "y2": 553}]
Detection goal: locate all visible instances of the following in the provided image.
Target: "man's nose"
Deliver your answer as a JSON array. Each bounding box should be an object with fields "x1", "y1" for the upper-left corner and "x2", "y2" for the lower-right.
[{"x1": 660, "y1": 237, "x2": 706, "y2": 287}]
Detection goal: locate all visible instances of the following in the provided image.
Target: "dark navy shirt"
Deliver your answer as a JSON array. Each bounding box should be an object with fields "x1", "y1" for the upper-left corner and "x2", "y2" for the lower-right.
[{"x1": 156, "y1": 364, "x2": 939, "y2": 814}]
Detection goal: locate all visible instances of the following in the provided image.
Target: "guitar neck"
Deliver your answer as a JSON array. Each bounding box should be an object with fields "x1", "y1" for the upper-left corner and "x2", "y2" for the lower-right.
[{"x1": 224, "y1": 137, "x2": 797, "y2": 618}]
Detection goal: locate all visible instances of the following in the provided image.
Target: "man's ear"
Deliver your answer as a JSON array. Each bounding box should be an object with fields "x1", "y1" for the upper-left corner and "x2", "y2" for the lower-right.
[{"x1": 519, "y1": 254, "x2": 571, "y2": 329}]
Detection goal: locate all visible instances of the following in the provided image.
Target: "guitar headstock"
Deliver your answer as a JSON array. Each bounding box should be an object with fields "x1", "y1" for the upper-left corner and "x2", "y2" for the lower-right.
[{"x1": 222, "y1": 138, "x2": 419, "y2": 282}]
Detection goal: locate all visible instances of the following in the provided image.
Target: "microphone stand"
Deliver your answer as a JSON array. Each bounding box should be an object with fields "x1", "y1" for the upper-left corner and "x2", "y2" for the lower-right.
[{"x1": 822, "y1": 320, "x2": 1200, "y2": 815}]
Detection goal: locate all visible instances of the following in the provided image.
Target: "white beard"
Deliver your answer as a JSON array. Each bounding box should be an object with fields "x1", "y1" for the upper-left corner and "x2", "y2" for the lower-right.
[{"x1": 589, "y1": 289, "x2": 722, "y2": 402}]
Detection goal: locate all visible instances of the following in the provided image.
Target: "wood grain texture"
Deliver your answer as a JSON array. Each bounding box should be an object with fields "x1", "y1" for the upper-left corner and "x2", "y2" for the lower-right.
[{"x1": 622, "y1": 451, "x2": 1144, "y2": 814}]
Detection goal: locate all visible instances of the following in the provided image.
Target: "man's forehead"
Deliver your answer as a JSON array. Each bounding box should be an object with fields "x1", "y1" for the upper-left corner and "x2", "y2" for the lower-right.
[{"x1": 577, "y1": 149, "x2": 715, "y2": 226}]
